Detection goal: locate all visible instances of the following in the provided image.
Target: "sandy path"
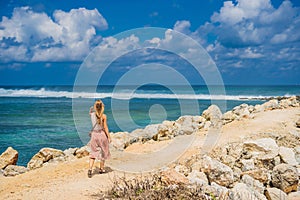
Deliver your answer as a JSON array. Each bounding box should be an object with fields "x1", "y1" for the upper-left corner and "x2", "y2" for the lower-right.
[{"x1": 0, "y1": 107, "x2": 299, "y2": 199}]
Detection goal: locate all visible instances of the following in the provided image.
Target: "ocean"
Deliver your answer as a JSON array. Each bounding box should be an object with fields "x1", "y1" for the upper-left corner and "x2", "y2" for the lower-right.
[{"x1": 0, "y1": 85, "x2": 299, "y2": 166}]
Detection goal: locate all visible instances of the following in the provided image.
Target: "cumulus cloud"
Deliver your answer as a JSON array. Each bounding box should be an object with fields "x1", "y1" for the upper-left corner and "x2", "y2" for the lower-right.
[
  {"x1": 0, "y1": 7, "x2": 108, "y2": 62},
  {"x1": 210, "y1": 0, "x2": 299, "y2": 47},
  {"x1": 173, "y1": 0, "x2": 300, "y2": 77}
]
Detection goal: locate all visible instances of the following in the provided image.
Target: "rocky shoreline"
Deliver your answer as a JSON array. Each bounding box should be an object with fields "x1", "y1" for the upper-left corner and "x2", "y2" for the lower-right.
[{"x1": 1, "y1": 96, "x2": 300, "y2": 199}]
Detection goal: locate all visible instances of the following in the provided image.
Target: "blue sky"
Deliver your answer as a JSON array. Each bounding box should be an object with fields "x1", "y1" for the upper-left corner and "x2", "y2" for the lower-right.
[{"x1": 0, "y1": 0, "x2": 299, "y2": 85}]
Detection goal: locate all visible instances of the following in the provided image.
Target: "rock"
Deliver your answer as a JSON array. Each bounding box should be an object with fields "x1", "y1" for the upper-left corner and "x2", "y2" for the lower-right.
[
  {"x1": 288, "y1": 96, "x2": 299, "y2": 107},
  {"x1": 296, "y1": 119, "x2": 300, "y2": 128},
  {"x1": 254, "y1": 104, "x2": 264, "y2": 113},
  {"x1": 274, "y1": 156, "x2": 281, "y2": 166},
  {"x1": 232, "y1": 103, "x2": 250, "y2": 118},
  {"x1": 203, "y1": 121, "x2": 211, "y2": 130},
  {"x1": 271, "y1": 164, "x2": 299, "y2": 193},
  {"x1": 241, "y1": 174, "x2": 265, "y2": 194},
  {"x1": 262, "y1": 99, "x2": 279, "y2": 110},
  {"x1": 0, "y1": 147, "x2": 18, "y2": 169},
  {"x1": 156, "y1": 120, "x2": 184, "y2": 139},
  {"x1": 229, "y1": 183, "x2": 267, "y2": 200},
  {"x1": 75, "y1": 146, "x2": 89, "y2": 158},
  {"x1": 48, "y1": 156, "x2": 66, "y2": 164},
  {"x1": 174, "y1": 164, "x2": 190, "y2": 176},
  {"x1": 27, "y1": 147, "x2": 65, "y2": 170},
  {"x1": 191, "y1": 116, "x2": 206, "y2": 130},
  {"x1": 198, "y1": 155, "x2": 234, "y2": 187},
  {"x1": 222, "y1": 111, "x2": 237, "y2": 124},
  {"x1": 280, "y1": 99, "x2": 292, "y2": 108},
  {"x1": 3, "y1": 165, "x2": 28, "y2": 176},
  {"x1": 248, "y1": 105, "x2": 255, "y2": 113},
  {"x1": 279, "y1": 147, "x2": 298, "y2": 166},
  {"x1": 241, "y1": 168, "x2": 271, "y2": 184},
  {"x1": 27, "y1": 156, "x2": 43, "y2": 170},
  {"x1": 220, "y1": 155, "x2": 236, "y2": 169},
  {"x1": 287, "y1": 191, "x2": 300, "y2": 200},
  {"x1": 63, "y1": 147, "x2": 78, "y2": 159},
  {"x1": 160, "y1": 168, "x2": 189, "y2": 185},
  {"x1": 187, "y1": 170, "x2": 208, "y2": 185},
  {"x1": 294, "y1": 147, "x2": 300, "y2": 164},
  {"x1": 143, "y1": 124, "x2": 159, "y2": 139},
  {"x1": 265, "y1": 188, "x2": 287, "y2": 200},
  {"x1": 203, "y1": 182, "x2": 229, "y2": 199},
  {"x1": 202, "y1": 105, "x2": 222, "y2": 127},
  {"x1": 175, "y1": 116, "x2": 195, "y2": 135},
  {"x1": 227, "y1": 142, "x2": 243, "y2": 159},
  {"x1": 232, "y1": 167, "x2": 242, "y2": 182},
  {"x1": 241, "y1": 159, "x2": 255, "y2": 172},
  {"x1": 111, "y1": 132, "x2": 132, "y2": 150},
  {"x1": 243, "y1": 138, "x2": 279, "y2": 160}
]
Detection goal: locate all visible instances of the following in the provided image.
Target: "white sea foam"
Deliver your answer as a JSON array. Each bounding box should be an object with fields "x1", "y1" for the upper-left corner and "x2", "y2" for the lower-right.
[{"x1": 0, "y1": 87, "x2": 288, "y2": 100}]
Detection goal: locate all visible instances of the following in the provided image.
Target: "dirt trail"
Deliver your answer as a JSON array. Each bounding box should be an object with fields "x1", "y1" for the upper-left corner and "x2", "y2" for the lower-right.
[{"x1": 0, "y1": 107, "x2": 299, "y2": 200}]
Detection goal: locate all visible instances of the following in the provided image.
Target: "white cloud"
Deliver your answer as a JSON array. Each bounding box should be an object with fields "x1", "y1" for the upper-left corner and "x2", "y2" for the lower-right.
[
  {"x1": 209, "y1": 0, "x2": 299, "y2": 46},
  {"x1": 0, "y1": 7, "x2": 108, "y2": 62},
  {"x1": 173, "y1": 20, "x2": 191, "y2": 34},
  {"x1": 171, "y1": 0, "x2": 300, "y2": 75}
]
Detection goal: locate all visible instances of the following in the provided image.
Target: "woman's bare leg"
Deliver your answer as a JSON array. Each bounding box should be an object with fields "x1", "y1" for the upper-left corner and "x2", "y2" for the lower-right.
[
  {"x1": 89, "y1": 158, "x2": 95, "y2": 170},
  {"x1": 100, "y1": 160, "x2": 105, "y2": 172}
]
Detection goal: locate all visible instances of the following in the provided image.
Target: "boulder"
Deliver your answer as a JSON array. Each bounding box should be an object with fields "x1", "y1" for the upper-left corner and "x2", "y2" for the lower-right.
[
  {"x1": 241, "y1": 174, "x2": 265, "y2": 194},
  {"x1": 280, "y1": 99, "x2": 292, "y2": 108},
  {"x1": 265, "y1": 188, "x2": 287, "y2": 200},
  {"x1": 202, "y1": 105, "x2": 222, "y2": 127},
  {"x1": 271, "y1": 164, "x2": 299, "y2": 193},
  {"x1": 202, "y1": 182, "x2": 229, "y2": 200},
  {"x1": 156, "y1": 120, "x2": 181, "y2": 139},
  {"x1": 0, "y1": 147, "x2": 18, "y2": 169},
  {"x1": 287, "y1": 191, "x2": 300, "y2": 200},
  {"x1": 191, "y1": 115, "x2": 206, "y2": 130},
  {"x1": 243, "y1": 138, "x2": 279, "y2": 160},
  {"x1": 27, "y1": 147, "x2": 65, "y2": 170},
  {"x1": 203, "y1": 121, "x2": 211, "y2": 130},
  {"x1": 187, "y1": 170, "x2": 208, "y2": 185},
  {"x1": 232, "y1": 103, "x2": 250, "y2": 118},
  {"x1": 294, "y1": 147, "x2": 300, "y2": 164},
  {"x1": 63, "y1": 147, "x2": 78, "y2": 160},
  {"x1": 111, "y1": 132, "x2": 132, "y2": 150},
  {"x1": 262, "y1": 99, "x2": 279, "y2": 111},
  {"x1": 198, "y1": 155, "x2": 234, "y2": 187},
  {"x1": 175, "y1": 116, "x2": 195, "y2": 135},
  {"x1": 288, "y1": 96, "x2": 299, "y2": 107},
  {"x1": 232, "y1": 166, "x2": 242, "y2": 182},
  {"x1": 143, "y1": 124, "x2": 159, "y2": 139},
  {"x1": 3, "y1": 165, "x2": 28, "y2": 176},
  {"x1": 75, "y1": 146, "x2": 89, "y2": 158},
  {"x1": 253, "y1": 104, "x2": 264, "y2": 113},
  {"x1": 241, "y1": 159, "x2": 255, "y2": 172},
  {"x1": 174, "y1": 164, "x2": 190, "y2": 176},
  {"x1": 229, "y1": 183, "x2": 267, "y2": 200},
  {"x1": 279, "y1": 147, "x2": 298, "y2": 166},
  {"x1": 241, "y1": 168, "x2": 271, "y2": 184},
  {"x1": 222, "y1": 111, "x2": 237, "y2": 124},
  {"x1": 296, "y1": 119, "x2": 300, "y2": 128},
  {"x1": 160, "y1": 168, "x2": 189, "y2": 185}
]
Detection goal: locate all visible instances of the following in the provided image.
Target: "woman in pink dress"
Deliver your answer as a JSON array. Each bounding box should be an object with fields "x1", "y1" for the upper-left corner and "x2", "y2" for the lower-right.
[{"x1": 88, "y1": 100, "x2": 111, "y2": 178}]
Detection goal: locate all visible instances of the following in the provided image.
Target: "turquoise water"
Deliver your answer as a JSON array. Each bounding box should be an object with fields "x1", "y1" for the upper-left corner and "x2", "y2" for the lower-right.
[{"x1": 0, "y1": 85, "x2": 299, "y2": 166}]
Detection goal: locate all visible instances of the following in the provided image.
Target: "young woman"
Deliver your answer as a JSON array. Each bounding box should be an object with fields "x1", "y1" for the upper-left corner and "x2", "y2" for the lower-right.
[{"x1": 88, "y1": 100, "x2": 111, "y2": 178}]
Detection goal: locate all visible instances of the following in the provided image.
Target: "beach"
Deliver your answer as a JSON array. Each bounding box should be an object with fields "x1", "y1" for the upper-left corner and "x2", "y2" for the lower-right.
[{"x1": 0, "y1": 97, "x2": 299, "y2": 200}]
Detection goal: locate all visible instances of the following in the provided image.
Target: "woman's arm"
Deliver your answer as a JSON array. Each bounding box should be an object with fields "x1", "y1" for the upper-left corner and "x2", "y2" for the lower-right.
[
  {"x1": 102, "y1": 114, "x2": 111, "y2": 143},
  {"x1": 89, "y1": 106, "x2": 93, "y2": 115}
]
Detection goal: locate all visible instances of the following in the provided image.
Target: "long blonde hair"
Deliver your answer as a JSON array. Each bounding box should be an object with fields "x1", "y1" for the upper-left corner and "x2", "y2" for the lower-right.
[{"x1": 94, "y1": 100, "x2": 104, "y2": 126}]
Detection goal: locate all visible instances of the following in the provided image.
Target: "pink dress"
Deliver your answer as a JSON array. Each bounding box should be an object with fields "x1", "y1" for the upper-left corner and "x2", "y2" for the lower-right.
[{"x1": 89, "y1": 112, "x2": 111, "y2": 160}]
